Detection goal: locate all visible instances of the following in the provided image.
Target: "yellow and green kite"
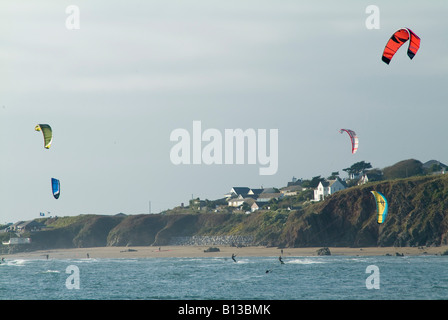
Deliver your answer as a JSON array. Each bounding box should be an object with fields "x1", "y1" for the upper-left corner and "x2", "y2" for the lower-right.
[{"x1": 35, "y1": 124, "x2": 53, "y2": 149}]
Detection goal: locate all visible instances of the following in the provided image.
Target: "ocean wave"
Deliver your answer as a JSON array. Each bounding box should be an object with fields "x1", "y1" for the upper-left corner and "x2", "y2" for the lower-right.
[
  {"x1": 69, "y1": 258, "x2": 100, "y2": 264},
  {"x1": 41, "y1": 270, "x2": 61, "y2": 274},
  {"x1": 5, "y1": 259, "x2": 30, "y2": 267},
  {"x1": 286, "y1": 258, "x2": 327, "y2": 265}
]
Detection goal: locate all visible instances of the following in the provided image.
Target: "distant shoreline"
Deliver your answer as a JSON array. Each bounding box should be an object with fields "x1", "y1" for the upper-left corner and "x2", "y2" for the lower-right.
[{"x1": 3, "y1": 245, "x2": 448, "y2": 260}]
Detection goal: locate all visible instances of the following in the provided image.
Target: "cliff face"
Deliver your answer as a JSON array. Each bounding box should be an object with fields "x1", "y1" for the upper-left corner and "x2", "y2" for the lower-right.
[
  {"x1": 21, "y1": 174, "x2": 448, "y2": 250},
  {"x1": 282, "y1": 174, "x2": 448, "y2": 247},
  {"x1": 106, "y1": 214, "x2": 202, "y2": 246},
  {"x1": 106, "y1": 213, "x2": 245, "y2": 246},
  {"x1": 28, "y1": 215, "x2": 124, "y2": 250}
]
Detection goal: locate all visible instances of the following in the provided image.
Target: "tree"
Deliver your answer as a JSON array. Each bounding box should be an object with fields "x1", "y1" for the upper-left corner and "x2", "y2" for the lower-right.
[
  {"x1": 328, "y1": 171, "x2": 339, "y2": 180},
  {"x1": 429, "y1": 163, "x2": 442, "y2": 173},
  {"x1": 301, "y1": 176, "x2": 325, "y2": 188},
  {"x1": 343, "y1": 161, "x2": 372, "y2": 179},
  {"x1": 241, "y1": 202, "x2": 251, "y2": 212}
]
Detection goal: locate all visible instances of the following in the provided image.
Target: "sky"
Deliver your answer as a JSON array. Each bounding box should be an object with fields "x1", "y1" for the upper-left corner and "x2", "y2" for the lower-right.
[{"x1": 1, "y1": 0, "x2": 447, "y2": 223}]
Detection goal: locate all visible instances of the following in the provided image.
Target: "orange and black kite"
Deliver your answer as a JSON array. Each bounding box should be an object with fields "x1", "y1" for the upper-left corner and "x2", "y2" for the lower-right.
[{"x1": 382, "y1": 28, "x2": 420, "y2": 64}]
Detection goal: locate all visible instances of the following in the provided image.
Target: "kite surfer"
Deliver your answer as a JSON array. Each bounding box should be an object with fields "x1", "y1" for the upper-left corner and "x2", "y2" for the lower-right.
[
  {"x1": 266, "y1": 255, "x2": 284, "y2": 274},
  {"x1": 231, "y1": 253, "x2": 237, "y2": 262},
  {"x1": 279, "y1": 255, "x2": 284, "y2": 264}
]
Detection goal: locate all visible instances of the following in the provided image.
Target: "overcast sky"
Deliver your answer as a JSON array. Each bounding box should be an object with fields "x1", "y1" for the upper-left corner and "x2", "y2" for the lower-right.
[{"x1": 1, "y1": 0, "x2": 447, "y2": 223}]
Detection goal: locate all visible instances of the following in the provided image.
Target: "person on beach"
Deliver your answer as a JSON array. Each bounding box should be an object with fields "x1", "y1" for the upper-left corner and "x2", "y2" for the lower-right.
[{"x1": 231, "y1": 253, "x2": 237, "y2": 262}]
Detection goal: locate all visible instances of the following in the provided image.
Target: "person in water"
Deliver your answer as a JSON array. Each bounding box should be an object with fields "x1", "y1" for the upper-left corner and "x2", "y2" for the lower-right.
[
  {"x1": 279, "y1": 255, "x2": 284, "y2": 264},
  {"x1": 231, "y1": 253, "x2": 237, "y2": 262}
]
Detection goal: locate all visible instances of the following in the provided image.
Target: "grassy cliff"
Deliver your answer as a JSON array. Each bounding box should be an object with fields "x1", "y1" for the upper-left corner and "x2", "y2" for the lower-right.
[
  {"x1": 281, "y1": 174, "x2": 448, "y2": 247},
  {"x1": 4, "y1": 174, "x2": 448, "y2": 252}
]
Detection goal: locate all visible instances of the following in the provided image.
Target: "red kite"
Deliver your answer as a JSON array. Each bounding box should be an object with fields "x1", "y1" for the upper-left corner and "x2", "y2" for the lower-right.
[{"x1": 382, "y1": 28, "x2": 420, "y2": 64}]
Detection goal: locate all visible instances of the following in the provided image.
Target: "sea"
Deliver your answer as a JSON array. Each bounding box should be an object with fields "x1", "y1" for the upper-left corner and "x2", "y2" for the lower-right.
[{"x1": 1, "y1": 255, "x2": 447, "y2": 301}]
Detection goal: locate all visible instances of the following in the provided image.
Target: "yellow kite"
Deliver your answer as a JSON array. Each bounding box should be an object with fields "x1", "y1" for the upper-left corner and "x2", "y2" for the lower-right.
[
  {"x1": 35, "y1": 124, "x2": 53, "y2": 149},
  {"x1": 371, "y1": 191, "x2": 388, "y2": 224}
]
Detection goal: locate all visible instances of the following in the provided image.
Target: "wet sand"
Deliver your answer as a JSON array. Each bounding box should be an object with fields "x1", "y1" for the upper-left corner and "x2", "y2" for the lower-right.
[{"x1": 3, "y1": 245, "x2": 448, "y2": 260}]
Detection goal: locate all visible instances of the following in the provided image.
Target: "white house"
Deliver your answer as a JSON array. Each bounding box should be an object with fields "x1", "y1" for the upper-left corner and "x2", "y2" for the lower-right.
[
  {"x1": 225, "y1": 186, "x2": 284, "y2": 210},
  {"x1": 357, "y1": 171, "x2": 383, "y2": 185},
  {"x1": 251, "y1": 201, "x2": 265, "y2": 212},
  {"x1": 313, "y1": 178, "x2": 347, "y2": 201},
  {"x1": 227, "y1": 195, "x2": 246, "y2": 207}
]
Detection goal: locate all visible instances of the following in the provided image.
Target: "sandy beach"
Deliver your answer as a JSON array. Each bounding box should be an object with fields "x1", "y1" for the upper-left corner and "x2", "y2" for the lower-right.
[{"x1": 3, "y1": 245, "x2": 448, "y2": 260}]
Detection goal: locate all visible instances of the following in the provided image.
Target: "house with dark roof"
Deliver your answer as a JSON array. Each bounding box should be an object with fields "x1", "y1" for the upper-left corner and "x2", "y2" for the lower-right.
[
  {"x1": 225, "y1": 187, "x2": 251, "y2": 199},
  {"x1": 251, "y1": 201, "x2": 266, "y2": 212},
  {"x1": 247, "y1": 188, "x2": 264, "y2": 197},
  {"x1": 313, "y1": 178, "x2": 347, "y2": 201},
  {"x1": 227, "y1": 195, "x2": 257, "y2": 208},
  {"x1": 225, "y1": 186, "x2": 284, "y2": 210}
]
